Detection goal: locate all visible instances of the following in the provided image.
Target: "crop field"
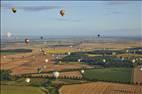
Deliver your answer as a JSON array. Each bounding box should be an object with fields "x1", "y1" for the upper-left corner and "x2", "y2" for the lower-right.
[
  {"x1": 83, "y1": 68, "x2": 132, "y2": 83},
  {"x1": 31, "y1": 71, "x2": 83, "y2": 78},
  {"x1": 59, "y1": 82, "x2": 142, "y2": 94},
  {"x1": 0, "y1": 85, "x2": 44, "y2": 94},
  {"x1": 133, "y1": 66, "x2": 142, "y2": 84}
]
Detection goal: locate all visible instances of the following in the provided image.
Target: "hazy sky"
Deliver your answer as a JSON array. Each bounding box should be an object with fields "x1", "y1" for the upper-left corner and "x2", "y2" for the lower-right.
[{"x1": 1, "y1": 1, "x2": 142, "y2": 37}]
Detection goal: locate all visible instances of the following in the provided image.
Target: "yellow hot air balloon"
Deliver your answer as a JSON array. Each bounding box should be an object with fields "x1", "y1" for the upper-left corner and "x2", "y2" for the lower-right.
[
  {"x1": 60, "y1": 9, "x2": 65, "y2": 16},
  {"x1": 12, "y1": 7, "x2": 16, "y2": 13}
]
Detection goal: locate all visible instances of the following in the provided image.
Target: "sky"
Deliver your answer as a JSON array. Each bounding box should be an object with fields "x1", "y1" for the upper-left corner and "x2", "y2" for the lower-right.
[{"x1": 1, "y1": 1, "x2": 142, "y2": 37}]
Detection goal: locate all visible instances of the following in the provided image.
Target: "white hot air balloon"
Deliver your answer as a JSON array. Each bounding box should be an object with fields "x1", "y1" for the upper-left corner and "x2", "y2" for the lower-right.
[
  {"x1": 78, "y1": 59, "x2": 81, "y2": 62},
  {"x1": 121, "y1": 57, "x2": 125, "y2": 61},
  {"x1": 126, "y1": 50, "x2": 129, "y2": 53},
  {"x1": 56, "y1": 56, "x2": 59, "y2": 59},
  {"x1": 68, "y1": 52, "x2": 71, "y2": 55},
  {"x1": 70, "y1": 45, "x2": 73, "y2": 48},
  {"x1": 53, "y1": 71, "x2": 60, "y2": 79},
  {"x1": 7, "y1": 32, "x2": 12, "y2": 38},
  {"x1": 45, "y1": 59, "x2": 48, "y2": 63},
  {"x1": 103, "y1": 59, "x2": 106, "y2": 63},
  {"x1": 132, "y1": 59, "x2": 136, "y2": 63},
  {"x1": 81, "y1": 69, "x2": 85, "y2": 74},
  {"x1": 25, "y1": 78, "x2": 31, "y2": 83}
]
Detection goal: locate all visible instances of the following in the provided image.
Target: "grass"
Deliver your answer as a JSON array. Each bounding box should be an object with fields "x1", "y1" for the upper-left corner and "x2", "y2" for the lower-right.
[
  {"x1": 83, "y1": 67, "x2": 132, "y2": 83},
  {"x1": 0, "y1": 85, "x2": 44, "y2": 94}
]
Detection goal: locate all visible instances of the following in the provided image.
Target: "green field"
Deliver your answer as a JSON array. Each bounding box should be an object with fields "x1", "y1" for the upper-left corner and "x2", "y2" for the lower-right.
[
  {"x1": 1, "y1": 85, "x2": 44, "y2": 94},
  {"x1": 0, "y1": 49, "x2": 32, "y2": 55},
  {"x1": 83, "y1": 68, "x2": 132, "y2": 83}
]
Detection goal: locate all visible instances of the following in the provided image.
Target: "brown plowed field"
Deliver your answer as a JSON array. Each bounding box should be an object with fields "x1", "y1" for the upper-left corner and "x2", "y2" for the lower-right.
[
  {"x1": 133, "y1": 66, "x2": 142, "y2": 84},
  {"x1": 59, "y1": 82, "x2": 142, "y2": 94}
]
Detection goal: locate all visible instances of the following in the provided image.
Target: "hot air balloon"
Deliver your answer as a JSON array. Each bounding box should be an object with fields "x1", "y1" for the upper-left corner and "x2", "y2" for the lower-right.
[
  {"x1": 68, "y1": 52, "x2": 71, "y2": 55},
  {"x1": 53, "y1": 71, "x2": 60, "y2": 79},
  {"x1": 70, "y1": 45, "x2": 73, "y2": 48},
  {"x1": 121, "y1": 57, "x2": 125, "y2": 61},
  {"x1": 78, "y1": 59, "x2": 81, "y2": 62},
  {"x1": 126, "y1": 50, "x2": 129, "y2": 53},
  {"x1": 25, "y1": 38, "x2": 30, "y2": 44},
  {"x1": 60, "y1": 9, "x2": 65, "y2": 16},
  {"x1": 37, "y1": 68, "x2": 42, "y2": 73},
  {"x1": 140, "y1": 67, "x2": 142, "y2": 71},
  {"x1": 81, "y1": 69, "x2": 85, "y2": 74},
  {"x1": 97, "y1": 34, "x2": 100, "y2": 38},
  {"x1": 132, "y1": 59, "x2": 136, "y2": 63},
  {"x1": 40, "y1": 36, "x2": 43, "y2": 40},
  {"x1": 103, "y1": 59, "x2": 106, "y2": 63},
  {"x1": 12, "y1": 7, "x2": 16, "y2": 13},
  {"x1": 25, "y1": 78, "x2": 31, "y2": 83},
  {"x1": 7, "y1": 32, "x2": 12, "y2": 38},
  {"x1": 45, "y1": 59, "x2": 48, "y2": 63}
]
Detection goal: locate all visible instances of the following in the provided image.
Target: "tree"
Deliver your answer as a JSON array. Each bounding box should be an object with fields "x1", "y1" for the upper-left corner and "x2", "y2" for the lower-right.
[{"x1": 0, "y1": 70, "x2": 12, "y2": 80}]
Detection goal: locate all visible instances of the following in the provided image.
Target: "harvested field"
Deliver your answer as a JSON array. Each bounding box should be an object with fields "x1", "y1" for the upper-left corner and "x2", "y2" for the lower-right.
[
  {"x1": 133, "y1": 66, "x2": 142, "y2": 84},
  {"x1": 59, "y1": 82, "x2": 142, "y2": 94}
]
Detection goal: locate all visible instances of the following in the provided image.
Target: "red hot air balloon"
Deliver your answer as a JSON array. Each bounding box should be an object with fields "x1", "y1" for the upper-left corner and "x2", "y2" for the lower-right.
[{"x1": 60, "y1": 9, "x2": 65, "y2": 16}]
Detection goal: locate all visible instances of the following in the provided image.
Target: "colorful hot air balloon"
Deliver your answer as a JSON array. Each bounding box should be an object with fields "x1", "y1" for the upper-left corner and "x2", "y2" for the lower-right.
[
  {"x1": 12, "y1": 7, "x2": 16, "y2": 13},
  {"x1": 25, "y1": 38, "x2": 30, "y2": 44},
  {"x1": 60, "y1": 9, "x2": 65, "y2": 16}
]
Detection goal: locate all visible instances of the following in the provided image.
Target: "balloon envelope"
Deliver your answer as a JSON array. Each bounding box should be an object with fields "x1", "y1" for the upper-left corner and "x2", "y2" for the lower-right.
[
  {"x1": 81, "y1": 70, "x2": 85, "y2": 74},
  {"x1": 40, "y1": 36, "x2": 43, "y2": 40},
  {"x1": 103, "y1": 59, "x2": 106, "y2": 63},
  {"x1": 7, "y1": 32, "x2": 12, "y2": 38},
  {"x1": 25, "y1": 38, "x2": 30, "y2": 44},
  {"x1": 97, "y1": 34, "x2": 100, "y2": 38},
  {"x1": 53, "y1": 71, "x2": 60, "y2": 78},
  {"x1": 12, "y1": 7, "x2": 16, "y2": 13},
  {"x1": 45, "y1": 59, "x2": 48, "y2": 63},
  {"x1": 25, "y1": 78, "x2": 30, "y2": 83},
  {"x1": 60, "y1": 9, "x2": 65, "y2": 16}
]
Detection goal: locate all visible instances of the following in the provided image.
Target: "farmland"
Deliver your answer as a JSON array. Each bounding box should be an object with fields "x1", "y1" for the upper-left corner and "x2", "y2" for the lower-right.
[
  {"x1": 1, "y1": 38, "x2": 142, "y2": 94},
  {"x1": 0, "y1": 85, "x2": 45, "y2": 94},
  {"x1": 59, "y1": 82, "x2": 142, "y2": 94},
  {"x1": 83, "y1": 68, "x2": 133, "y2": 83}
]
